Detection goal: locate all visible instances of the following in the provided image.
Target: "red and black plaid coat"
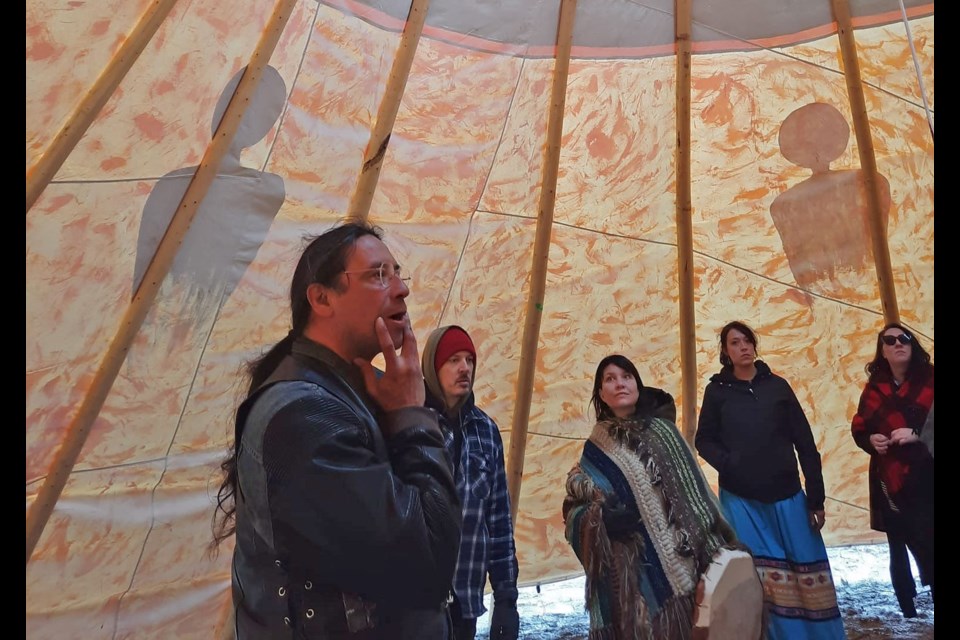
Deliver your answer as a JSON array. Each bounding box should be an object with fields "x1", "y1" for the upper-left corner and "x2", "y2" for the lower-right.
[{"x1": 850, "y1": 364, "x2": 934, "y2": 531}]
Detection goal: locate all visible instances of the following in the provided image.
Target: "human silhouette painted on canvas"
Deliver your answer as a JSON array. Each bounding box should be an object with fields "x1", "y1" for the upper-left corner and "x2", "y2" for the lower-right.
[
  {"x1": 770, "y1": 102, "x2": 890, "y2": 296},
  {"x1": 133, "y1": 65, "x2": 286, "y2": 306}
]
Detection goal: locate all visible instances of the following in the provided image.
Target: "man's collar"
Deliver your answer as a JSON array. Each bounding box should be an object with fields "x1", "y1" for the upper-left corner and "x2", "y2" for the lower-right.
[
  {"x1": 291, "y1": 336, "x2": 369, "y2": 395},
  {"x1": 445, "y1": 391, "x2": 476, "y2": 419}
]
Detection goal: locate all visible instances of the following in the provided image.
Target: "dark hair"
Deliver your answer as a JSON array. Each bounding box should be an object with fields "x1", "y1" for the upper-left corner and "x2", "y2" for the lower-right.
[
  {"x1": 591, "y1": 354, "x2": 646, "y2": 421},
  {"x1": 210, "y1": 221, "x2": 383, "y2": 551},
  {"x1": 865, "y1": 321, "x2": 932, "y2": 381},
  {"x1": 718, "y1": 320, "x2": 759, "y2": 368}
]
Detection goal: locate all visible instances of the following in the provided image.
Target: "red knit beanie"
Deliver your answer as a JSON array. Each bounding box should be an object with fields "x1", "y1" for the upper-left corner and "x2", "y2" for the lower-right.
[{"x1": 434, "y1": 326, "x2": 476, "y2": 373}]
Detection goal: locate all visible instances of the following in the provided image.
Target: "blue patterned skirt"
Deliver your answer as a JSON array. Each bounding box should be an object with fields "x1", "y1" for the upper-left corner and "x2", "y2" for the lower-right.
[{"x1": 720, "y1": 489, "x2": 845, "y2": 640}]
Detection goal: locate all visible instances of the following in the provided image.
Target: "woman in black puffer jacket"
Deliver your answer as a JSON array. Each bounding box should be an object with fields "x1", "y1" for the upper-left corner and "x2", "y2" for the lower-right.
[{"x1": 695, "y1": 321, "x2": 844, "y2": 640}]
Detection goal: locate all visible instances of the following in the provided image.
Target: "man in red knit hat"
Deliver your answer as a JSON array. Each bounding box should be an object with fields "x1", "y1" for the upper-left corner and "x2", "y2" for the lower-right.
[{"x1": 422, "y1": 326, "x2": 520, "y2": 640}]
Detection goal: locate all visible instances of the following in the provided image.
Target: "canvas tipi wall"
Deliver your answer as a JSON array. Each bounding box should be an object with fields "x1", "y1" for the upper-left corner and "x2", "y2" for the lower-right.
[{"x1": 26, "y1": 1, "x2": 933, "y2": 637}]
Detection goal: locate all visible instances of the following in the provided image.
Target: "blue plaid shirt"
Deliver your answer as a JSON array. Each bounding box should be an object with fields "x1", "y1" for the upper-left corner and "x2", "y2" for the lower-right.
[{"x1": 428, "y1": 391, "x2": 519, "y2": 619}]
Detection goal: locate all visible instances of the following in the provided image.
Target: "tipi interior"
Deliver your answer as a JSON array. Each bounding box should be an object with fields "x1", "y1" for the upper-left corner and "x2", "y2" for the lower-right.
[{"x1": 26, "y1": 1, "x2": 933, "y2": 637}]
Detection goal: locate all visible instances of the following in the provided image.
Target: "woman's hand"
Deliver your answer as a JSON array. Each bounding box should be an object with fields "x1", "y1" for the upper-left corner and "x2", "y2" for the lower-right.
[
  {"x1": 889, "y1": 427, "x2": 918, "y2": 445},
  {"x1": 601, "y1": 495, "x2": 640, "y2": 539},
  {"x1": 869, "y1": 433, "x2": 891, "y2": 455},
  {"x1": 808, "y1": 510, "x2": 825, "y2": 531}
]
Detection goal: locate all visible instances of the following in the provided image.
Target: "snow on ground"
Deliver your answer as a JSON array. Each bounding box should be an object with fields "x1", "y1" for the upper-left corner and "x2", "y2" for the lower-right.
[{"x1": 475, "y1": 544, "x2": 934, "y2": 639}]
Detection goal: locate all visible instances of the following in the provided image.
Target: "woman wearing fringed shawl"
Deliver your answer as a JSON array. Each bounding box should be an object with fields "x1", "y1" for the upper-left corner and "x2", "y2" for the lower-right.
[
  {"x1": 695, "y1": 321, "x2": 845, "y2": 640},
  {"x1": 562, "y1": 354, "x2": 749, "y2": 640},
  {"x1": 851, "y1": 322, "x2": 934, "y2": 618}
]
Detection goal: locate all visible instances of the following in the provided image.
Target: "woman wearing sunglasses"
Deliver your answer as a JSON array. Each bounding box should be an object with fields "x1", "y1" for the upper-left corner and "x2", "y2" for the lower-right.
[
  {"x1": 694, "y1": 321, "x2": 845, "y2": 640},
  {"x1": 851, "y1": 322, "x2": 934, "y2": 617}
]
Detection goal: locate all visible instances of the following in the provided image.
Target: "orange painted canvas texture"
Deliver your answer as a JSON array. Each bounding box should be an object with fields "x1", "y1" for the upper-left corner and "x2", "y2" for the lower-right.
[{"x1": 26, "y1": 1, "x2": 933, "y2": 637}]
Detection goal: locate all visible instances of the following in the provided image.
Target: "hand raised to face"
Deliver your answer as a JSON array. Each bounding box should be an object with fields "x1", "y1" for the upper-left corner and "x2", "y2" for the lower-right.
[{"x1": 354, "y1": 317, "x2": 425, "y2": 413}]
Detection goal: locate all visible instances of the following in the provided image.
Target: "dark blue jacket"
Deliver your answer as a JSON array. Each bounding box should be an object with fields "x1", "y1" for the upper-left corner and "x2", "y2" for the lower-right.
[{"x1": 695, "y1": 360, "x2": 825, "y2": 510}]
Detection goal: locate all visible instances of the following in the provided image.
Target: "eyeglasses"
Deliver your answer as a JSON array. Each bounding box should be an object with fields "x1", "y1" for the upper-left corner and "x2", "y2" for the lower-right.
[
  {"x1": 881, "y1": 334, "x2": 913, "y2": 346},
  {"x1": 342, "y1": 263, "x2": 411, "y2": 289}
]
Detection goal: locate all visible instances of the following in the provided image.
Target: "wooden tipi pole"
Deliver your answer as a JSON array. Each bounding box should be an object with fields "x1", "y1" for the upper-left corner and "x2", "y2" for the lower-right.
[
  {"x1": 674, "y1": 0, "x2": 698, "y2": 444},
  {"x1": 25, "y1": 0, "x2": 299, "y2": 565},
  {"x1": 831, "y1": 0, "x2": 900, "y2": 324},
  {"x1": 345, "y1": 0, "x2": 432, "y2": 223},
  {"x1": 506, "y1": 0, "x2": 577, "y2": 523},
  {"x1": 26, "y1": 0, "x2": 181, "y2": 214}
]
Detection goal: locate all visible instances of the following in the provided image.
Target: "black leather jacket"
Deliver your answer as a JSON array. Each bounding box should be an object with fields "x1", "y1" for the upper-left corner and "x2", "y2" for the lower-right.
[{"x1": 231, "y1": 338, "x2": 461, "y2": 639}]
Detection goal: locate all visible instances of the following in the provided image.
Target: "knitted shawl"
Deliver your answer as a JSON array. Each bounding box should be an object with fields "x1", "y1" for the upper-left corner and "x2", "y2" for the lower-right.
[{"x1": 562, "y1": 416, "x2": 742, "y2": 640}]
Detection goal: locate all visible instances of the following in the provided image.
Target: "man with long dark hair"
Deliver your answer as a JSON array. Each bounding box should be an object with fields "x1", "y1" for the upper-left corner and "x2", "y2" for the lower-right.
[{"x1": 211, "y1": 221, "x2": 461, "y2": 639}]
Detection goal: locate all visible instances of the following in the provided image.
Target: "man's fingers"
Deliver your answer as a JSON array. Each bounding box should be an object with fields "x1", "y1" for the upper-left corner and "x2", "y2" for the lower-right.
[
  {"x1": 353, "y1": 358, "x2": 378, "y2": 390},
  {"x1": 373, "y1": 317, "x2": 397, "y2": 365},
  {"x1": 394, "y1": 321, "x2": 424, "y2": 379},
  {"x1": 399, "y1": 319, "x2": 420, "y2": 360}
]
